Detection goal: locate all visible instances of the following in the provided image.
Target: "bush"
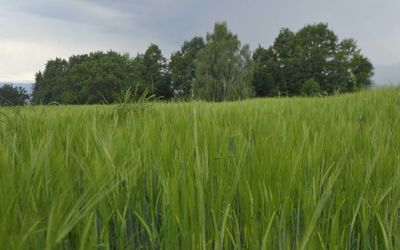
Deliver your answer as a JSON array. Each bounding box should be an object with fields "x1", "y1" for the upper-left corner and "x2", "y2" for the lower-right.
[
  {"x1": 0, "y1": 84, "x2": 29, "y2": 106},
  {"x1": 301, "y1": 78, "x2": 321, "y2": 96}
]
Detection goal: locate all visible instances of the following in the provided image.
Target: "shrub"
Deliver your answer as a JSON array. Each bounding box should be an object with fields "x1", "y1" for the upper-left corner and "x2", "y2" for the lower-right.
[
  {"x1": 0, "y1": 84, "x2": 29, "y2": 106},
  {"x1": 301, "y1": 78, "x2": 321, "y2": 96}
]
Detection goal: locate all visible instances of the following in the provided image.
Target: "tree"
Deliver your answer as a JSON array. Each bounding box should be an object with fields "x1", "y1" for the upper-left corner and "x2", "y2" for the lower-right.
[
  {"x1": 0, "y1": 84, "x2": 29, "y2": 106},
  {"x1": 139, "y1": 44, "x2": 172, "y2": 99},
  {"x1": 32, "y1": 51, "x2": 133, "y2": 104},
  {"x1": 169, "y1": 37, "x2": 205, "y2": 99},
  {"x1": 68, "y1": 51, "x2": 132, "y2": 104},
  {"x1": 293, "y1": 23, "x2": 338, "y2": 93},
  {"x1": 349, "y1": 54, "x2": 373, "y2": 90},
  {"x1": 252, "y1": 46, "x2": 281, "y2": 96},
  {"x1": 253, "y1": 23, "x2": 374, "y2": 97},
  {"x1": 193, "y1": 22, "x2": 253, "y2": 101},
  {"x1": 32, "y1": 58, "x2": 68, "y2": 104},
  {"x1": 32, "y1": 47, "x2": 172, "y2": 104}
]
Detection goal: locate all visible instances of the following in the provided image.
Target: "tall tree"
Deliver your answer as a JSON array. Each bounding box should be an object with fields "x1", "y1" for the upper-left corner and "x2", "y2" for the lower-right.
[
  {"x1": 169, "y1": 37, "x2": 205, "y2": 99},
  {"x1": 71, "y1": 51, "x2": 132, "y2": 104},
  {"x1": 292, "y1": 23, "x2": 338, "y2": 93},
  {"x1": 349, "y1": 54, "x2": 374, "y2": 90},
  {"x1": 139, "y1": 44, "x2": 172, "y2": 99},
  {"x1": 253, "y1": 23, "x2": 374, "y2": 96},
  {"x1": 253, "y1": 46, "x2": 281, "y2": 97},
  {"x1": 193, "y1": 22, "x2": 253, "y2": 101},
  {"x1": 32, "y1": 58, "x2": 68, "y2": 104},
  {"x1": 32, "y1": 51, "x2": 133, "y2": 104}
]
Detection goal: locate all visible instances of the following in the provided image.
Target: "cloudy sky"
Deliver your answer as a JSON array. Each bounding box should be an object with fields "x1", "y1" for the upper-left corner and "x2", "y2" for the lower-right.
[{"x1": 1, "y1": 0, "x2": 399, "y2": 83}]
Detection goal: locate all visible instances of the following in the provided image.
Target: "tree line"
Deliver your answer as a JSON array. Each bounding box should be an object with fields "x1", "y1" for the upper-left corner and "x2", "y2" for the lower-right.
[{"x1": 1, "y1": 22, "x2": 374, "y2": 105}]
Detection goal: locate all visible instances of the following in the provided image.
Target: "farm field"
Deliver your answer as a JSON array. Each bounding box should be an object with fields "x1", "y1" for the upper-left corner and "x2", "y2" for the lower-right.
[{"x1": 0, "y1": 88, "x2": 400, "y2": 249}]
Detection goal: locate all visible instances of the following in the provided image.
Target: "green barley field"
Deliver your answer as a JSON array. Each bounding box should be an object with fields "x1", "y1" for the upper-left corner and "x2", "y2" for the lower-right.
[{"x1": 1, "y1": 88, "x2": 400, "y2": 249}]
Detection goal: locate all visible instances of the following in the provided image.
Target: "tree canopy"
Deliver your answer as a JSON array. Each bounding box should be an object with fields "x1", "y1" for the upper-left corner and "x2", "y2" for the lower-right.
[
  {"x1": 253, "y1": 23, "x2": 373, "y2": 97},
  {"x1": 135, "y1": 44, "x2": 172, "y2": 99},
  {"x1": 33, "y1": 52, "x2": 132, "y2": 104},
  {"x1": 170, "y1": 37, "x2": 205, "y2": 99},
  {"x1": 193, "y1": 22, "x2": 254, "y2": 101},
  {"x1": 0, "y1": 84, "x2": 29, "y2": 106},
  {"x1": 29, "y1": 22, "x2": 374, "y2": 105},
  {"x1": 32, "y1": 45, "x2": 173, "y2": 104}
]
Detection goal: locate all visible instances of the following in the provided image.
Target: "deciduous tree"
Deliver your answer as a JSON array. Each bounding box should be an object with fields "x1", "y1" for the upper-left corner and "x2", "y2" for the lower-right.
[
  {"x1": 170, "y1": 37, "x2": 205, "y2": 98},
  {"x1": 194, "y1": 22, "x2": 253, "y2": 101},
  {"x1": 0, "y1": 84, "x2": 29, "y2": 106}
]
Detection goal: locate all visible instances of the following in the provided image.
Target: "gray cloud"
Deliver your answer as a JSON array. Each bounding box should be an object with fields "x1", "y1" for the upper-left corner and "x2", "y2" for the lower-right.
[{"x1": 0, "y1": 0, "x2": 399, "y2": 82}]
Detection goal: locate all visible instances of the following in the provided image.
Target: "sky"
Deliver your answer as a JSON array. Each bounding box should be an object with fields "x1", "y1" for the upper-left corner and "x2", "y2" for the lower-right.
[{"x1": 1, "y1": 0, "x2": 400, "y2": 83}]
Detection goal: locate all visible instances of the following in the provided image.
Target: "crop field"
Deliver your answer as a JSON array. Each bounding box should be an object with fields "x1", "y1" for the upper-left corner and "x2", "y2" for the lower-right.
[{"x1": 0, "y1": 88, "x2": 400, "y2": 249}]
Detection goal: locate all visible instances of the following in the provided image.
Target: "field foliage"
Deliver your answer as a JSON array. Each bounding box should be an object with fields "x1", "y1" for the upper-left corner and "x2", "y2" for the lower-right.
[{"x1": 0, "y1": 88, "x2": 399, "y2": 249}]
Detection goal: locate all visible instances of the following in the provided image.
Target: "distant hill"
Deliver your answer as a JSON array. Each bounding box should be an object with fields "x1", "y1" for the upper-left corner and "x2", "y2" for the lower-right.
[{"x1": 373, "y1": 63, "x2": 400, "y2": 86}]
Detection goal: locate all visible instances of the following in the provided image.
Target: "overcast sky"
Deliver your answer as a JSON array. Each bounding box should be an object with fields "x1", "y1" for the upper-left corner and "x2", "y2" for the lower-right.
[{"x1": 1, "y1": 0, "x2": 399, "y2": 82}]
